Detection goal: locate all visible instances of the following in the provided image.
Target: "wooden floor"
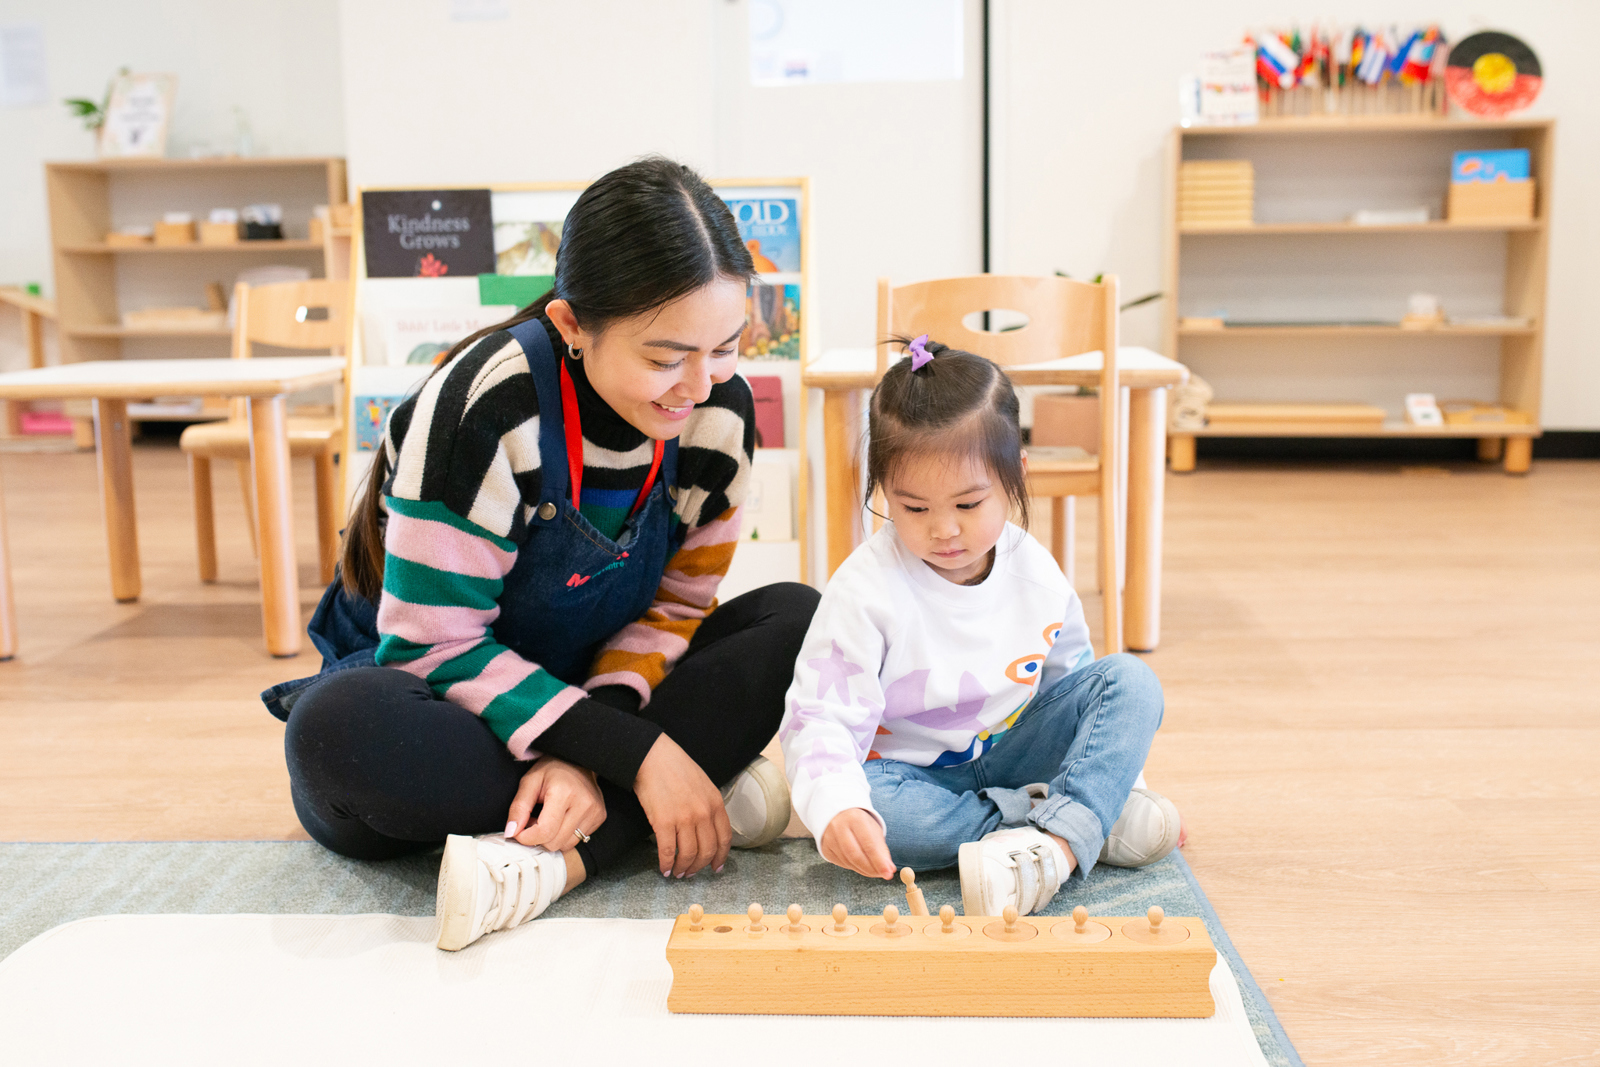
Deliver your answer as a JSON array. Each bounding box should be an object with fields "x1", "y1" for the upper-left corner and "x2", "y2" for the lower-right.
[{"x1": 2, "y1": 440, "x2": 1597, "y2": 1065}]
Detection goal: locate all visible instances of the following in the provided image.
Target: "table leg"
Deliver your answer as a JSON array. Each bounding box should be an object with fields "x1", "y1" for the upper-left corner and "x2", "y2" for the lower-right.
[
  {"x1": 0, "y1": 459, "x2": 16, "y2": 660},
  {"x1": 93, "y1": 398, "x2": 141, "y2": 602},
  {"x1": 249, "y1": 394, "x2": 302, "y2": 657},
  {"x1": 1124, "y1": 388, "x2": 1166, "y2": 653},
  {"x1": 823, "y1": 388, "x2": 863, "y2": 578}
]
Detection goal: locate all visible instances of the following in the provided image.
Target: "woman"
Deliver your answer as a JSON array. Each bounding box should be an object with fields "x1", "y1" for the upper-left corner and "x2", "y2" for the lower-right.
[{"x1": 262, "y1": 158, "x2": 820, "y2": 951}]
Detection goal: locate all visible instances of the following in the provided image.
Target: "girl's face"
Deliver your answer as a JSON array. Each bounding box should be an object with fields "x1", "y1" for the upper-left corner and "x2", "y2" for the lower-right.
[
  {"x1": 885, "y1": 449, "x2": 1017, "y2": 585},
  {"x1": 547, "y1": 278, "x2": 747, "y2": 440}
]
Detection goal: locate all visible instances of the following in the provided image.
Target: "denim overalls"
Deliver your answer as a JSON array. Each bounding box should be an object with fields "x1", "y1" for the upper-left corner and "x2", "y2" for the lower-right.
[{"x1": 262, "y1": 318, "x2": 684, "y2": 720}]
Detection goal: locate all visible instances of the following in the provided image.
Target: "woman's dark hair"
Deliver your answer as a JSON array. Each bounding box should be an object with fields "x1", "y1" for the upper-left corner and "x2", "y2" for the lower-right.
[
  {"x1": 340, "y1": 157, "x2": 755, "y2": 601},
  {"x1": 866, "y1": 337, "x2": 1030, "y2": 530}
]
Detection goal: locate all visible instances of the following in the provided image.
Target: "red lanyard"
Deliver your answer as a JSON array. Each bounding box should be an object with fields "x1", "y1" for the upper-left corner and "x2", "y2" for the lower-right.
[{"x1": 559, "y1": 359, "x2": 665, "y2": 517}]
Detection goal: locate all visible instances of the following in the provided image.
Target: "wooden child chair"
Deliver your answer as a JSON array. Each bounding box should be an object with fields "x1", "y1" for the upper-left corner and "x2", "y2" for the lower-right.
[
  {"x1": 876, "y1": 273, "x2": 1123, "y2": 654},
  {"x1": 180, "y1": 279, "x2": 349, "y2": 586}
]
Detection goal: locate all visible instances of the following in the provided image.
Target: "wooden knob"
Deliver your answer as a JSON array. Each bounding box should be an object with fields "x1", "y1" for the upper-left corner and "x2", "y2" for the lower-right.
[
  {"x1": 688, "y1": 904, "x2": 703, "y2": 931},
  {"x1": 1003, "y1": 905, "x2": 1018, "y2": 931},
  {"x1": 787, "y1": 904, "x2": 802, "y2": 927},
  {"x1": 1148, "y1": 905, "x2": 1164, "y2": 932},
  {"x1": 833, "y1": 903, "x2": 848, "y2": 930},
  {"x1": 884, "y1": 904, "x2": 899, "y2": 927},
  {"x1": 748, "y1": 903, "x2": 763, "y2": 929},
  {"x1": 1073, "y1": 905, "x2": 1088, "y2": 932},
  {"x1": 900, "y1": 867, "x2": 915, "y2": 887},
  {"x1": 940, "y1": 904, "x2": 955, "y2": 931}
]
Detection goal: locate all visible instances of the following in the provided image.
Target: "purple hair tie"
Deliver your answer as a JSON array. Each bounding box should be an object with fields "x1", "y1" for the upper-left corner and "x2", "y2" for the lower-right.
[{"x1": 908, "y1": 334, "x2": 933, "y2": 371}]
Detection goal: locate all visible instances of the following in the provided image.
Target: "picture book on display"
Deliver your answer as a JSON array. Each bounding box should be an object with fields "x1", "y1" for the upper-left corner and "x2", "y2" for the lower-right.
[
  {"x1": 742, "y1": 281, "x2": 800, "y2": 359},
  {"x1": 363, "y1": 190, "x2": 496, "y2": 278},
  {"x1": 724, "y1": 197, "x2": 800, "y2": 273}
]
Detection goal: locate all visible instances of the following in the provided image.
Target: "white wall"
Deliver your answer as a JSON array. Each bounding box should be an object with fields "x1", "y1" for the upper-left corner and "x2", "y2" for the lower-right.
[
  {"x1": 994, "y1": 0, "x2": 1600, "y2": 429},
  {"x1": 0, "y1": 0, "x2": 346, "y2": 301},
  {"x1": 337, "y1": 0, "x2": 986, "y2": 359}
]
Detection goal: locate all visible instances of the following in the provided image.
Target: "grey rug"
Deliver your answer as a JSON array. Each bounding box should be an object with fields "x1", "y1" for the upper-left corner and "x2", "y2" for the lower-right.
[{"x1": 0, "y1": 840, "x2": 1300, "y2": 1065}]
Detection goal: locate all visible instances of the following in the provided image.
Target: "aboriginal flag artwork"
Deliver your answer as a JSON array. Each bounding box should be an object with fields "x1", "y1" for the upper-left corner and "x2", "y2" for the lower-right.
[{"x1": 1446, "y1": 32, "x2": 1542, "y2": 117}]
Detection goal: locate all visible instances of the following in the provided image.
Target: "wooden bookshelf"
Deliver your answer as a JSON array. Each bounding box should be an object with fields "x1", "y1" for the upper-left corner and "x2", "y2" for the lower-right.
[
  {"x1": 1163, "y1": 118, "x2": 1552, "y2": 474},
  {"x1": 46, "y1": 157, "x2": 347, "y2": 368}
]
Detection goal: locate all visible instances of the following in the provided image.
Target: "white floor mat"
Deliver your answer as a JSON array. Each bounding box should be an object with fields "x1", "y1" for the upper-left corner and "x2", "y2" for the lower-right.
[{"x1": 0, "y1": 914, "x2": 1269, "y2": 1065}]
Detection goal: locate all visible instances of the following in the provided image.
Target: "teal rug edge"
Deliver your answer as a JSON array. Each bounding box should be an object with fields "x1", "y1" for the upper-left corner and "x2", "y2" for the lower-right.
[
  {"x1": 1170, "y1": 849, "x2": 1305, "y2": 1067},
  {"x1": 0, "y1": 841, "x2": 1300, "y2": 1065}
]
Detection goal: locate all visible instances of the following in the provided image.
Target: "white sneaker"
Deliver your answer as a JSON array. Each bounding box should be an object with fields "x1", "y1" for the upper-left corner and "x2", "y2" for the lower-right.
[
  {"x1": 1098, "y1": 788, "x2": 1182, "y2": 868},
  {"x1": 435, "y1": 833, "x2": 567, "y2": 951},
  {"x1": 720, "y1": 755, "x2": 791, "y2": 849},
  {"x1": 958, "y1": 826, "x2": 1064, "y2": 917}
]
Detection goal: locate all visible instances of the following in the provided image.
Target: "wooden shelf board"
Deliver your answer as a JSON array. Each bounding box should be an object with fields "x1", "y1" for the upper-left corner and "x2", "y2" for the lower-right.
[
  {"x1": 1179, "y1": 421, "x2": 1539, "y2": 439},
  {"x1": 1178, "y1": 116, "x2": 1553, "y2": 136},
  {"x1": 1180, "y1": 220, "x2": 1543, "y2": 236},
  {"x1": 1179, "y1": 324, "x2": 1535, "y2": 338},
  {"x1": 60, "y1": 240, "x2": 324, "y2": 255},
  {"x1": 46, "y1": 156, "x2": 342, "y2": 173},
  {"x1": 66, "y1": 326, "x2": 232, "y2": 339}
]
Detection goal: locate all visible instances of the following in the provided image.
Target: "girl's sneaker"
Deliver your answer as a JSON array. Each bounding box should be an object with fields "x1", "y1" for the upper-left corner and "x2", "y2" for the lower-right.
[
  {"x1": 957, "y1": 827, "x2": 1064, "y2": 917},
  {"x1": 1098, "y1": 788, "x2": 1183, "y2": 868},
  {"x1": 720, "y1": 755, "x2": 791, "y2": 849},
  {"x1": 435, "y1": 833, "x2": 567, "y2": 951}
]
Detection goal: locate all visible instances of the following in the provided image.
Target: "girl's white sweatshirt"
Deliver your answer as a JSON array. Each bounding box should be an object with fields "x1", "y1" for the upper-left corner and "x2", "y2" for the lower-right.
[{"x1": 779, "y1": 522, "x2": 1094, "y2": 843}]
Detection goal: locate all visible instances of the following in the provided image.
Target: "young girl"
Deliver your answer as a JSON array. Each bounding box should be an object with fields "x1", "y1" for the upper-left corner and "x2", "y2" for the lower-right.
[{"x1": 780, "y1": 338, "x2": 1180, "y2": 917}]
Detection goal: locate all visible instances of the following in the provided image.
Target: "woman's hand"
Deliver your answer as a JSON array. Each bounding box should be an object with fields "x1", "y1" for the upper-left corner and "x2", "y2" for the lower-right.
[
  {"x1": 820, "y1": 808, "x2": 896, "y2": 879},
  {"x1": 633, "y1": 734, "x2": 731, "y2": 878},
  {"x1": 507, "y1": 756, "x2": 607, "y2": 851}
]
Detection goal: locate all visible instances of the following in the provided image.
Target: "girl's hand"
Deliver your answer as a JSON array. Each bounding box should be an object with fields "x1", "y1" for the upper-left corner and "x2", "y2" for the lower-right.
[
  {"x1": 507, "y1": 756, "x2": 607, "y2": 851},
  {"x1": 633, "y1": 734, "x2": 732, "y2": 878},
  {"x1": 820, "y1": 808, "x2": 896, "y2": 879}
]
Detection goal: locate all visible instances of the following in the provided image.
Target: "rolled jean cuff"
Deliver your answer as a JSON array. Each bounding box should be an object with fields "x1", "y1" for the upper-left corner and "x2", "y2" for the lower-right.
[
  {"x1": 977, "y1": 785, "x2": 1036, "y2": 828},
  {"x1": 1028, "y1": 794, "x2": 1103, "y2": 882}
]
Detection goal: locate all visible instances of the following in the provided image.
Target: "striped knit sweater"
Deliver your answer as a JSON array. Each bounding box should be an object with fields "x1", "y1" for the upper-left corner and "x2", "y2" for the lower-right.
[{"x1": 372, "y1": 320, "x2": 754, "y2": 783}]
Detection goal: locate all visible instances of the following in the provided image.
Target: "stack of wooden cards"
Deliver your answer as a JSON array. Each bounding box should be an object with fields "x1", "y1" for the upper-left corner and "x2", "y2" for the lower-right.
[{"x1": 1179, "y1": 161, "x2": 1254, "y2": 227}]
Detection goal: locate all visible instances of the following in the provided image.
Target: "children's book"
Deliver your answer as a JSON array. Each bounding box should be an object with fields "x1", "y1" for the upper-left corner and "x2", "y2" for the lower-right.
[
  {"x1": 363, "y1": 190, "x2": 496, "y2": 278},
  {"x1": 724, "y1": 197, "x2": 800, "y2": 273},
  {"x1": 741, "y1": 282, "x2": 800, "y2": 360},
  {"x1": 1451, "y1": 149, "x2": 1530, "y2": 184},
  {"x1": 378, "y1": 306, "x2": 517, "y2": 366},
  {"x1": 745, "y1": 374, "x2": 785, "y2": 448},
  {"x1": 494, "y1": 220, "x2": 562, "y2": 275}
]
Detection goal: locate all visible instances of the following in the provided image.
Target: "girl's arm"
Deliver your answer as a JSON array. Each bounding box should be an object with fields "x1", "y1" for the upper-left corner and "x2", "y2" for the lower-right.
[
  {"x1": 584, "y1": 377, "x2": 755, "y2": 706},
  {"x1": 779, "y1": 561, "x2": 893, "y2": 853}
]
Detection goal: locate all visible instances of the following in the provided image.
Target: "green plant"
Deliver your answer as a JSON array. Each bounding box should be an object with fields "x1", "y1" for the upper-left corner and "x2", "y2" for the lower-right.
[
  {"x1": 63, "y1": 67, "x2": 128, "y2": 132},
  {"x1": 1055, "y1": 270, "x2": 1163, "y2": 312}
]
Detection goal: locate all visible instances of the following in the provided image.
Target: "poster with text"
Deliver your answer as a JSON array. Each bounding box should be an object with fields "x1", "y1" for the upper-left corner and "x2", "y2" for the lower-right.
[{"x1": 363, "y1": 189, "x2": 495, "y2": 278}]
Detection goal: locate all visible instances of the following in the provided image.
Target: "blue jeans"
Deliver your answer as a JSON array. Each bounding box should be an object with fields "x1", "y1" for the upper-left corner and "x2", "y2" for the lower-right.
[{"x1": 865, "y1": 653, "x2": 1163, "y2": 881}]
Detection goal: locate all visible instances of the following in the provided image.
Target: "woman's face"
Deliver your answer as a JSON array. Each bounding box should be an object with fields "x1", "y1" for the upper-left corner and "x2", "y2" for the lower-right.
[{"x1": 548, "y1": 278, "x2": 747, "y2": 440}]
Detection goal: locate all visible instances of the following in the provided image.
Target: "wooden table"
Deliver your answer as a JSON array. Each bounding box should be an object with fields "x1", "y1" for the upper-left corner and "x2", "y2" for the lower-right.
[
  {"x1": 802, "y1": 347, "x2": 1187, "y2": 653},
  {"x1": 0, "y1": 357, "x2": 346, "y2": 658}
]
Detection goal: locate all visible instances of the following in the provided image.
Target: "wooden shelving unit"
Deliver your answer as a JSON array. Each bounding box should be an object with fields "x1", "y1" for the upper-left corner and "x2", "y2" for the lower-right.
[
  {"x1": 46, "y1": 157, "x2": 347, "y2": 368},
  {"x1": 1163, "y1": 117, "x2": 1552, "y2": 474}
]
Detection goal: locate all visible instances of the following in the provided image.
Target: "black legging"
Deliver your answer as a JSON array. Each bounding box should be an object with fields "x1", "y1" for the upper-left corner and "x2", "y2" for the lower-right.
[{"x1": 284, "y1": 582, "x2": 819, "y2": 874}]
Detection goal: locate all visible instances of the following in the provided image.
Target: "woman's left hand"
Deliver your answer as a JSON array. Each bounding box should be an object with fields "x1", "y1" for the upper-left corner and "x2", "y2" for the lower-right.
[{"x1": 506, "y1": 756, "x2": 607, "y2": 851}]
